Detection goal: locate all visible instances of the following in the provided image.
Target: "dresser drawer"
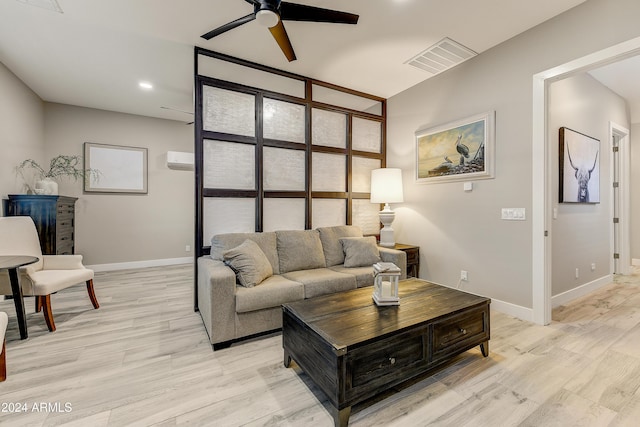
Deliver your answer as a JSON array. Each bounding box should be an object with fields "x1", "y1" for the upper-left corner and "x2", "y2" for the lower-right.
[
  {"x1": 431, "y1": 306, "x2": 489, "y2": 362},
  {"x1": 348, "y1": 327, "x2": 427, "y2": 389},
  {"x1": 56, "y1": 243, "x2": 74, "y2": 255},
  {"x1": 56, "y1": 226, "x2": 73, "y2": 246},
  {"x1": 56, "y1": 230, "x2": 73, "y2": 242},
  {"x1": 56, "y1": 217, "x2": 74, "y2": 229},
  {"x1": 57, "y1": 203, "x2": 75, "y2": 216}
]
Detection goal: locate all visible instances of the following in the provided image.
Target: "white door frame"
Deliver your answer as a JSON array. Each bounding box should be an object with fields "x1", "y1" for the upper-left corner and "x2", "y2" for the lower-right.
[
  {"x1": 532, "y1": 36, "x2": 640, "y2": 325},
  {"x1": 610, "y1": 122, "x2": 631, "y2": 275}
]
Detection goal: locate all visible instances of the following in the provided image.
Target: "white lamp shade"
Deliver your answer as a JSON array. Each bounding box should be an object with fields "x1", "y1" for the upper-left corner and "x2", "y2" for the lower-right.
[{"x1": 370, "y1": 168, "x2": 404, "y2": 204}]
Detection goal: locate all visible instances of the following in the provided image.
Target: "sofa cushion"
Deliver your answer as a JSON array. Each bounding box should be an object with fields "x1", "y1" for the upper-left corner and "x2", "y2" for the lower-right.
[
  {"x1": 282, "y1": 268, "x2": 357, "y2": 299},
  {"x1": 317, "y1": 225, "x2": 363, "y2": 267},
  {"x1": 235, "y1": 275, "x2": 304, "y2": 313},
  {"x1": 276, "y1": 230, "x2": 325, "y2": 274},
  {"x1": 330, "y1": 265, "x2": 375, "y2": 288},
  {"x1": 339, "y1": 236, "x2": 381, "y2": 268},
  {"x1": 223, "y1": 240, "x2": 273, "y2": 288},
  {"x1": 211, "y1": 232, "x2": 279, "y2": 274}
]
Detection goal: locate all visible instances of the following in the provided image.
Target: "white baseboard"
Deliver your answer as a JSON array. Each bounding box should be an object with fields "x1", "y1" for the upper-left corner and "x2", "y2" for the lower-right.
[
  {"x1": 490, "y1": 298, "x2": 534, "y2": 322},
  {"x1": 427, "y1": 279, "x2": 534, "y2": 322},
  {"x1": 86, "y1": 257, "x2": 192, "y2": 272},
  {"x1": 418, "y1": 275, "x2": 613, "y2": 322},
  {"x1": 632, "y1": 258, "x2": 640, "y2": 266},
  {"x1": 551, "y1": 274, "x2": 612, "y2": 308}
]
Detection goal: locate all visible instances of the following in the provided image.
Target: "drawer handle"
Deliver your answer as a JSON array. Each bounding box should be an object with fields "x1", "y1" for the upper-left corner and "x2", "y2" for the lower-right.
[
  {"x1": 389, "y1": 357, "x2": 396, "y2": 365},
  {"x1": 459, "y1": 328, "x2": 467, "y2": 335}
]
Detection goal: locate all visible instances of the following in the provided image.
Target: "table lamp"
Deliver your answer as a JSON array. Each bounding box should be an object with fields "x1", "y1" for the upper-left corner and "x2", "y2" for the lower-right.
[{"x1": 370, "y1": 168, "x2": 404, "y2": 247}]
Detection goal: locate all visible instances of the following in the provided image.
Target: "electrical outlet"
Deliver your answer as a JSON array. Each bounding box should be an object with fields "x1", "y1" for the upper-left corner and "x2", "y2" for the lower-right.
[
  {"x1": 185, "y1": 245, "x2": 191, "y2": 252},
  {"x1": 575, "y1": 268, "x2": 579, "y2": 279},
  {"x1": 460, "y1": 270, "x2": 468, "y2": 281},
  {"x1": 591, "y1": 263, "x2": 596, "y2": 271}
]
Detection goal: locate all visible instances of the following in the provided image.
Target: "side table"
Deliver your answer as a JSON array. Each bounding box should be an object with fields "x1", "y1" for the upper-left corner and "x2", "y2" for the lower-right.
[
  {"x1": 0, "y1": 255, "x2": 39, "y2": 339},
  {"x1": 388, "y1": 243, "x2": 420, "y2": 278}
]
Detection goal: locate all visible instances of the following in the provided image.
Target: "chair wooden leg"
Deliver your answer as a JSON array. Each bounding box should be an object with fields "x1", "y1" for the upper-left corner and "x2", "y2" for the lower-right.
[
  {"x1": 1, "y1": 338, "x2": 7, "y2": 381},
  {"x1": 35, "y1": 295, "x2": 43, "y2": 313},
  {"x1": 41, "y1": 294, "x2": 56, "y2": 332},
  {"x1": 86, "y1": 279, "x2": 100, "y2": 309}
]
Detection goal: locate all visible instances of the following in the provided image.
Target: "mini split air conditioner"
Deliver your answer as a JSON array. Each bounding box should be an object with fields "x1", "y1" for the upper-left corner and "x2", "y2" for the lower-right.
[{"x1": 166, "y1": 151, "x2": 194, "y2": 170}]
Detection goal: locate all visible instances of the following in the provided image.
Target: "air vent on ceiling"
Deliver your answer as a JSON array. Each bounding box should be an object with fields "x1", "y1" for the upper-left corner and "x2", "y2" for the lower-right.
[
  {"x1": 15, "y1": 0, "x2": 63, "y2": 13},
  {"x1": 405, "y1": 37, "x2": 477, "y2": 76}
]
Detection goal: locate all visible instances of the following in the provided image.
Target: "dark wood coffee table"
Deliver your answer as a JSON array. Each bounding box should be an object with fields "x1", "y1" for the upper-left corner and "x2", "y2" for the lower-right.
[{"x1": 282, "y1": 278, "x2": 490, "y2": 427}]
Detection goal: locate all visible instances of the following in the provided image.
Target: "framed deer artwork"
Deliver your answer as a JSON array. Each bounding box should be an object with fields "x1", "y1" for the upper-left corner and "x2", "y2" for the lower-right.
[{"x1": 559, "y1": 127, "x2": 600, "y2": 203}]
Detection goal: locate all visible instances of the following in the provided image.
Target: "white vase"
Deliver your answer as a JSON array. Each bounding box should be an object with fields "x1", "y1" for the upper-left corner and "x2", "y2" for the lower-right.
[{"x1": 35, "y1": 177, "x2": 58, "y2": 195}]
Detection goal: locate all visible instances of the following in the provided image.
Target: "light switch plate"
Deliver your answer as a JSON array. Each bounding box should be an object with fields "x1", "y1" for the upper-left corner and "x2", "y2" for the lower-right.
[{"x1": 501, "y1": 208, "x2": 526, "y2": 220}]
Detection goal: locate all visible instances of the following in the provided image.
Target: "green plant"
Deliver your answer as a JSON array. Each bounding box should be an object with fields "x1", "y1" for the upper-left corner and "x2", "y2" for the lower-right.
[
  {"x1": 16, "y1": 155, "x2": 98, "y2": 193},
  {"x1": 17, "y1": 155, "x2": 86, "y2": 180}
]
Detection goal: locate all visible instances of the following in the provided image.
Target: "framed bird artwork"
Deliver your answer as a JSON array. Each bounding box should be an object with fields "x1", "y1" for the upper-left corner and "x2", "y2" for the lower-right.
[{"x1": 415, "y1": 111, "x2": 495, "y2": 184}]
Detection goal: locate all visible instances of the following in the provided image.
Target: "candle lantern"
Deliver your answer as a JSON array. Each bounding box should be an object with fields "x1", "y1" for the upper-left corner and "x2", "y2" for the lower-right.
[{"x1": 373, "y1": 262, "x2": 401, "y2": 306}]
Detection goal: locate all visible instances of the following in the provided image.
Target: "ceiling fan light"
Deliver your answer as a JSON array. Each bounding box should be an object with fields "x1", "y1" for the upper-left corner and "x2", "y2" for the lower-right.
[{"x1": 256, "y1": 9, "x2": 279, "y2": 28}]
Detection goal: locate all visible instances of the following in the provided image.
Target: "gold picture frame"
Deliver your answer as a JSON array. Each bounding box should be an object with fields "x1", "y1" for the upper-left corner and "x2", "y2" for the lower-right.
[
  {"x1": 416, "y1": 111, "x2": 495, "y2": 184},
  {"x1": 84, "y1": 142, "x2": 148, "y2": 194}
]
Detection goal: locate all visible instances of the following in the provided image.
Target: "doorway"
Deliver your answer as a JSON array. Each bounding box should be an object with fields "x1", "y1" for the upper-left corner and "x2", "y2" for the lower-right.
[
  {"x1": 610, "y1": 122, "x2": 630, "y2": 275},
  {"x1": 532, "y1": 36, "x2": 640, "y2": 325}
]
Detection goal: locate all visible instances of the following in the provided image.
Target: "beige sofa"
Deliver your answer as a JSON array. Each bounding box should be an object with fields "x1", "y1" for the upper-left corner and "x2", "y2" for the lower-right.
[{"x1": 198, "y1": 225, "x2": 407, "y2": 350}]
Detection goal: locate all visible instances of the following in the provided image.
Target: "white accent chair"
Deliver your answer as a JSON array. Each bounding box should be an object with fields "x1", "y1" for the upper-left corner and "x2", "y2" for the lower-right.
[
  {"x1": 0, "y1": 217, "x2": 99, "y2": 332},
  {"x1": 0, "y1": 311, "x2": 7, "y2": 381}
]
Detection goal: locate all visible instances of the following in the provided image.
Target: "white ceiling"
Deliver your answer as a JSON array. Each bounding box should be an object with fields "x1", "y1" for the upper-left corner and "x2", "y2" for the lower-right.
[
  {"x1": 589, "y1": 55, "x2": 640, "y2": 123},
  {"x1": 0, "y1": 0, "x2": 601, "y2": 124}
]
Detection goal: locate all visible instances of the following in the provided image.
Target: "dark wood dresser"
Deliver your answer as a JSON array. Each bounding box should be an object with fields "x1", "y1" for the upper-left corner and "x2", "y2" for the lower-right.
[{"x1": 5, "y1": 195, "x2": 77, "y2": 255}]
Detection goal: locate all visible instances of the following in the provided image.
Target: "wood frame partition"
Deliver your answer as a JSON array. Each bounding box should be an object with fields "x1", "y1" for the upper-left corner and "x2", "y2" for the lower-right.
[{"x1": 193, "y1": 47, "x2": 386, "y2": 311}]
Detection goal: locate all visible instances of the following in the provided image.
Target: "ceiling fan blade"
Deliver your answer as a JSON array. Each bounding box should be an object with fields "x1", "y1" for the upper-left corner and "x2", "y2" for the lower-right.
[
  {"x1": 269, "y1": 20, "x2": 297, "y2": 62},
  {"x1": 201, "y1": 13, "x2": 256, "y2": 40},
  {"x1": 279, "y1": 2, "x2": 359, "y2": 24}
]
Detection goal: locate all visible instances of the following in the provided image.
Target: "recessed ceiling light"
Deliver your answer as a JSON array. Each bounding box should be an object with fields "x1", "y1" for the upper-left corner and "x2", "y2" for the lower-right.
[
  {"x1": 139, "y1": 82, "x2": 153, "y2": 90},
  {"x1": 15, "y1": 0, "x2": 63, "y2": 13}
]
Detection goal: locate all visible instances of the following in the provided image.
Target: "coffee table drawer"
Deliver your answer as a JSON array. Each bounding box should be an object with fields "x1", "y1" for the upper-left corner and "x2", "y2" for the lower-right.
[
  {"x1": 347, "y1": 327, "x2": 427, "y2": 390},
  {"x1": 431, "y1": 306, "x2": 489, "y2": 362}
]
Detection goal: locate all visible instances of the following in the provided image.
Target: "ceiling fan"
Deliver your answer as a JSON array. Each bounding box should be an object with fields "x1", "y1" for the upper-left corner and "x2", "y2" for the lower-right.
[{"x1": 201, "y1": 0, "x2": 359, "y2": 62}]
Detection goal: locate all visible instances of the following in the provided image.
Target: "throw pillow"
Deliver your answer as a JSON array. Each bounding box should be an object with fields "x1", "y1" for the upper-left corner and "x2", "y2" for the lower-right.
[
  {"x1": 223, "y1": 239, "x2": 273, "y2": 287},
  {"x1": 339, "y1": 236, "x2": 381, "y2": 268},
  {"x1": 317, "y1": 225, "x2": 363, "y2": 267},
  {"x1": 276, "y1": 230, "x2": 326, "y2": 273}
]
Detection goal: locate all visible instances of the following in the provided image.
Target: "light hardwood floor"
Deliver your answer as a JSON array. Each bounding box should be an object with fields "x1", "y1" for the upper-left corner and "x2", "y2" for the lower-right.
[{"x1": 2, "y1": 265, "x2": 640, "y2": 426}]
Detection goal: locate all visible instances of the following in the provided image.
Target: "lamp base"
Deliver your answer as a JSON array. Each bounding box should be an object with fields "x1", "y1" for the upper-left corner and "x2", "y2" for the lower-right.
[
  {"x1": 379, "y1": 228, "x2": 395, "y2": 247},
  {"x1": 378, "y1": 204, "x2": 396, "y2": 247}
]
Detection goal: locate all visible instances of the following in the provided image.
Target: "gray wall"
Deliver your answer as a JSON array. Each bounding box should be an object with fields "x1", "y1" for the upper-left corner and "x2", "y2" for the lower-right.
[
  {"x1": 1, "y1": 60, "x2": 194, "y2": 266},
  {"x1": 0, "y1": 61, "x2": 45, "y2": 203},
  {"x1": 548, "y1": 73, "x2": 628, "y2": 296},
  {"x1": 632, "y1": 122, "x2": 640, "y2": 261},
  {"x1": 43, "y1": 103, "x2": 194, "y2": 266},
  {"x1": 386, "y1": 0, "x2": 640, "y2": 310}
]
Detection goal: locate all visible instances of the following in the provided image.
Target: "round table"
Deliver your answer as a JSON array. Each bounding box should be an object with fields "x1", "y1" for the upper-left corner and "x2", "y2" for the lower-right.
[{"x1": 0, "y1": 255, "x2": 39, "y2": 339}]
